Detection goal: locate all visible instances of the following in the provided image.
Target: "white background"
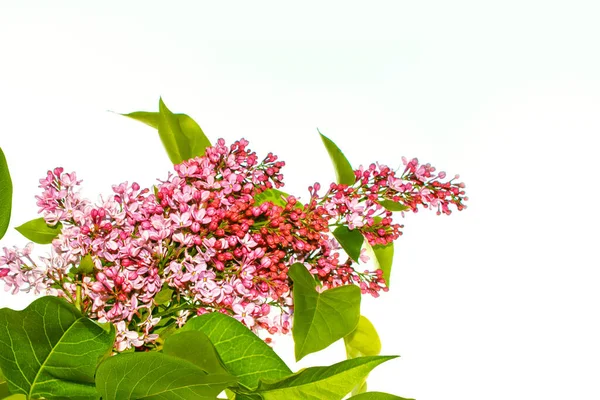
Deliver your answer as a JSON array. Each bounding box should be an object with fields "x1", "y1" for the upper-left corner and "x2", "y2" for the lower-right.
[{"x1": 1, "y1": 1, "x2": 599, "y2": 399}]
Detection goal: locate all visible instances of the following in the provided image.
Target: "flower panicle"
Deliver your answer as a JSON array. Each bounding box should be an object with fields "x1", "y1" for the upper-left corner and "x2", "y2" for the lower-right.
[{"x1": 0, "y1": 137, "x2": 466, "y2": 352}]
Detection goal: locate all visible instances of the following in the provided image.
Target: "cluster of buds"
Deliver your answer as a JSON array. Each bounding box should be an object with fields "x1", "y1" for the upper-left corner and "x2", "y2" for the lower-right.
[{"x1": 0, "y1": 138, "x2": 467, "y2": 351}]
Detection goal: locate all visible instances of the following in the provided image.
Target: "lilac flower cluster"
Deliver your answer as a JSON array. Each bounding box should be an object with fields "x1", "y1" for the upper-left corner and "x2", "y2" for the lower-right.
[{"x1": 0, "y1": 138, "x2": 467, "y2": 351}]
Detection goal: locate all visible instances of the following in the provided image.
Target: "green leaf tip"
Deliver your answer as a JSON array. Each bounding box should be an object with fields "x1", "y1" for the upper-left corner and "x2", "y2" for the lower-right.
[
  {"x1": 251, "y1": 356, "x2": 397, "y2": 400},
  {"x1": 14, "y1": 217, "x2": 62, "y2": 244},
  {"x1": 332, "y1": 225, "x2": 365, "y2": 263},
  {"x1": 318, "y1": 129, "x2": 356, "y2": 186},
  {"x1": 121, "y1": 98, "x2": 211, "y2": 165}
]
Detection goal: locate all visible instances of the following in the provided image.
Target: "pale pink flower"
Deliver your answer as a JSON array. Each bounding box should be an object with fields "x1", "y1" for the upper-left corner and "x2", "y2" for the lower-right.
[{"x1": 233, "y1": 302, "x2": 256, "y2": 327}]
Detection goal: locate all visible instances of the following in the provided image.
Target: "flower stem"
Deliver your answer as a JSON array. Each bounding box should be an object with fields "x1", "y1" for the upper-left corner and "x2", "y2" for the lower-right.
[{"x1": 75, "y1": 284, "x2": 82, "y2": 313}]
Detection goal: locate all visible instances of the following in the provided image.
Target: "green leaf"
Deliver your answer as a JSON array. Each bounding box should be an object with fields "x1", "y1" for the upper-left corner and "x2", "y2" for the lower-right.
[
  {"x1": 163, "y1": 330, "x2": 229, "y2": 375},
  {"x1": 254, "y1": 189, "x2": 289, "y2": 208},
  {"x1": 289, "y1": 263, "x2": 361, "y2": 361},
  {"x1": 14, "y1": 217, "x2": 62, "y2": 244},
  {"x1": 77, "y1": 254, "x2": 95, "y2": 275},
  {"x1": 349, "y1": 392, "x2": 414, "y2": 400},
  {"x1": 0, "y1": 147, "x2": 12, "y2": 240},
  {"x1": 121, "y1": 111, "x2": 161, "y2": 129},
  {"x1": 180, "y1": 312, "x2": 292, "y2": 390},
  {"x1": 2, "y1": 395, "x2": 26, "y2": 400},
  {"x1": 0, "y1": 366, "x2": 10, "y2": 398},
  {"x1": 332, "y1": 226, "x2": 364, "y2": 263},
  {"x1": 318, "y1": 130, "x2": 356, "y2": 186},
  {"x1": 95, "y1": 352, "x2": 236, "y2": 400},
  {"x1": 379, "y1": 200, "x2": 409, "y2": 212},
  {"x1": 122, "y1": 100, "x2": 212, "y2": 164},
  {"x1": 353, "y1": 381, "x2": 368, "y2": 395},
  {"x1": 344, "y1": 316, "x2": 381, "y2": 359},
  {"x1": 178, "y1": 114, "x2": 211, "y2": 158},
  {"x1": 254, "y1": 189, "x2": 303, "y2": 210},
  {"x1": 370, "y1": 242, "x2": 394, "y2": 286},
  {"x1": 158, "y1": 97, "x2": 190, "y2": 164},
  {"x1": 232, "y1": 393, "x2": 261, "y2": 400},
  {"x1": 344, "y1": 316, "x2": 382, "y2": 396},
  {"x1": 154, "y1": 285, "x2": 174, "y2": 305},
  {"x1": 0, "y1": 296, "x2": 115, "y2": 399},
  {"x1": 253, "y1": 356, "x2": 397, "y2": 400}
]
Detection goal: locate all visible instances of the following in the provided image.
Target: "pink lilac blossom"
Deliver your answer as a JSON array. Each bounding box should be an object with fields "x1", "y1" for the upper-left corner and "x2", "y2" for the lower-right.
[{"x1": 0, "y1": 137, "x2": 467, "y2": 351}]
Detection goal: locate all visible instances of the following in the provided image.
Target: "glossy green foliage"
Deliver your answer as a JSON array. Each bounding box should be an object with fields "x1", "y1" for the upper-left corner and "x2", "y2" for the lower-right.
[
  {"x1": 0, "y1": 296, "x2": 115, "y2": 399},
  {"x1": 319, "y1": 131, "x2": 355, "y2": 186},
  {"x1": 250, "y1": 356, "x2": 397, "y2": 400},
  {"x1": 95, "y1": 352, "x2": 235, "y2": 400},
  {"x1": 122, "y1": 98, "x2": 211, "y2": 165},
  {"x1": 180, "y1": 312, "x2": 292, "y2": 390},
  {"x1": 14, "y1": 218, "x2": 62, "y2": 244},
  {"x1": 163, "y1": 331, "x2": 229, "y2": 375}
]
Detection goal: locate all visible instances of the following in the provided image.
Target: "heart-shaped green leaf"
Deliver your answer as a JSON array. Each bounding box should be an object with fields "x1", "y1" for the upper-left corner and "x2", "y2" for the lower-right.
[
  {"x1": 349, "y1": 392, "x2": 414, "y2": 400},
  {"x1": 332, "y1": 226, "x2": 364, "y2": 263},
  {"x1": 180, "y1": 312, "x2": 292, "y2": 390},
  {"x1": 163, "y1": 330, "x2": 229, "y2": 375},
  {"x1": 0, "y1": 147, "x2": 12, "y2": 240},
  {"x1": 252, "y1": 356, "x2": 397, "y2": 400},
  {"x1": 319, "y1": 130, "x2": 356, "y2": 186},
  {"x1": 0, "y1": 296, "x2": 115, "y2": 399},
  {"x1": 95, "y1": 352, "x2": 236, "y2": 400},
  {"x1": 122, "y1": 99, "x2": 211, "y2": 165},
  {"x1": 289, "y1": 263, "x2": 361, "y2": 361},
  {"x1": 14, "y1": 217, "x2": 62, "y2": 244}
]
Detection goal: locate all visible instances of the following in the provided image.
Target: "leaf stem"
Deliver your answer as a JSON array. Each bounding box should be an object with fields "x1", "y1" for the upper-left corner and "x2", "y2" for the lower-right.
[{"x1": 75, "y1": 284, "x2": 82, "y2": 313}]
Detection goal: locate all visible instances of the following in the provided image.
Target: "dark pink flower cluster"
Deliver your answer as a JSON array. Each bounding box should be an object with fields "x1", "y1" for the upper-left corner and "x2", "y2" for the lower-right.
[{"x1": 0, "y1": 138, "x2": 467, "y2": 351}]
